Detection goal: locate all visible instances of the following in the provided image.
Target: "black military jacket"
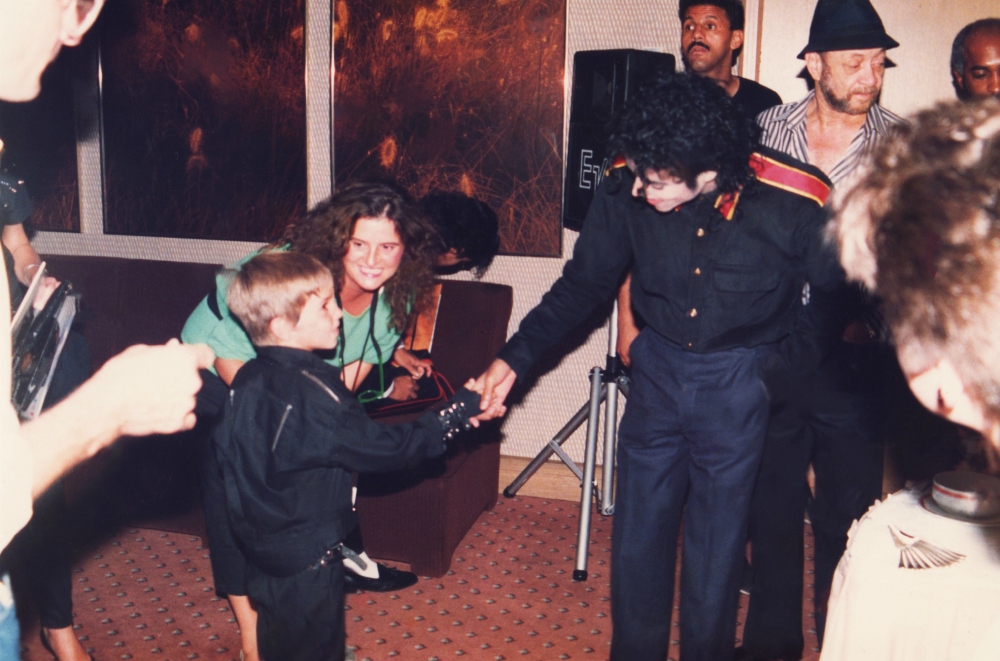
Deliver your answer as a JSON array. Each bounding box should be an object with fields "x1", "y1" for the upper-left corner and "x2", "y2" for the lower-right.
[
  {"x1": 214, "y1": 345, "x2": 477, "y2": 577},
  {"x1": 498, "y1": 148, "x2": 843, "y2": 378}
]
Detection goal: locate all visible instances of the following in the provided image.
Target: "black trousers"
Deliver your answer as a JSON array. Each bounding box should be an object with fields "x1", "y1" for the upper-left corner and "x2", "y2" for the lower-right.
[
  {"x1": 742, "y1": 343, "x2": 886, "y2": 659},
  {"x1": 611, "y1": 331, "x2": 771, "y2": 661},
  {"x1": 7, "y1": 332, "x2": 91, "y2": 629},
  {"x1": 248, "y1": 561, "x2": 346, "y2": 661}
]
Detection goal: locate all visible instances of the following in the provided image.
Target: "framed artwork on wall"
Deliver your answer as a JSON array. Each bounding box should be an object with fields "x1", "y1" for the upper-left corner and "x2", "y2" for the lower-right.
[
  {"x1": 334, "y1": 0, "x2": 566, "y2": 256},
  {"x1": 99, "y1": 0, "x2": 308, "y2": 241}
]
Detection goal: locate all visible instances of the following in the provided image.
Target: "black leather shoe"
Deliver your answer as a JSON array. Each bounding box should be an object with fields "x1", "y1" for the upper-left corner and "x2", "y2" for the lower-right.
[{"x1": 344, "y1": 563, "x2": 418, "y2": 592}]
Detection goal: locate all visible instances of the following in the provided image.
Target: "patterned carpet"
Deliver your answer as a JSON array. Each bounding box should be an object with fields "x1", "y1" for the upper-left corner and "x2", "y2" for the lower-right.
[{"x1": 15, "y1": 496, "x2": 820, "y2": 661}]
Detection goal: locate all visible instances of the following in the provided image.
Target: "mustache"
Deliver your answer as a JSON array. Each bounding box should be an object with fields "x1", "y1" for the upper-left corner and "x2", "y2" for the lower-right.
[{"x1": 686, "y1": 41, "x2": 710, "y2": 54}]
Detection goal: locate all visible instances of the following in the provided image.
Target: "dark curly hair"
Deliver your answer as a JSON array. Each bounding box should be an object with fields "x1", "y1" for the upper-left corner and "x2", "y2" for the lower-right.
[
  {"x1": 607, "y1": 72, "x2": 757, "y2": 195},
  {"x1": 279, "y1": 181, "x2": 439, "y2": 332},
  {"x1": 420, "y1": 191, "x2": 500, "y2": 278}
]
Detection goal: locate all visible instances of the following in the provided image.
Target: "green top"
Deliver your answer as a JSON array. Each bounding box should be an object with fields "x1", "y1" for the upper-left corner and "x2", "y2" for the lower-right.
[{"x1": 181, "y1": 248, "x2": 401, "y2": 374}]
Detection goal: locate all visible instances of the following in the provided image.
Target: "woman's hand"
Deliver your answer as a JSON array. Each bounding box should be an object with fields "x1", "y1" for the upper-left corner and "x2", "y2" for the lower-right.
[
  {"x1": 30, "y1": 275, "x2": 61, "y2": 311},
  {"x1": 393, "y1": 346, "x2": 433, "y2": 378},
  {"x1": 386, "y1": 375, "x2": 419, "y2": 401}
]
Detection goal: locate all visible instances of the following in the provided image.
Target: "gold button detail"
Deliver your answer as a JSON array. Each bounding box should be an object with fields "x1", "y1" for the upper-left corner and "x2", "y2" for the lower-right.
[
  {"x1": 686, "y1": 342, "x2": 693, "y2": 348},
  {"x1": 693, "y1": 267, "x2": 701, "y2": 275},
  {"x1": 689, "y1": 308, "x2": 698, "y2": 318},
  {"x1": 696, "y1": 228, "x2": 705, "y2": 237}
]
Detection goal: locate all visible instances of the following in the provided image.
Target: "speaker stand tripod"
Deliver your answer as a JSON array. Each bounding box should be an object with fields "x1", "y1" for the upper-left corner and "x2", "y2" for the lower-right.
[{"x1": 502, "y1": 302, "x2": 630, "y2": 581}]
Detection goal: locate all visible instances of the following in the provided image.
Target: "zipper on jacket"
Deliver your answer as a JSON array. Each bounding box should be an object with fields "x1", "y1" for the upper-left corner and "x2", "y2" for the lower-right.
[{"x1": 271, "y1": 403, "x2": 292, "y2": 452}]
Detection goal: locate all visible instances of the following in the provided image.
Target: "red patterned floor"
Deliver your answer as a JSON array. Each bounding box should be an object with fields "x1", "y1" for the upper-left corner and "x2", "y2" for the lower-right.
[{"x1": 16, "y1": 496, "x2": 820, "y2": 660}]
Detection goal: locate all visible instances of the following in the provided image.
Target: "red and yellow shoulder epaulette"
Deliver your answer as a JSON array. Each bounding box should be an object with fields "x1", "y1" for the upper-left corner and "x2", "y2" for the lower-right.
[
  {"x1": 605, "y1": 154, "x2": 628, "y2": 178},
  {"x1": 749, "y1": 152, "x2": 831, "y2": 207}
]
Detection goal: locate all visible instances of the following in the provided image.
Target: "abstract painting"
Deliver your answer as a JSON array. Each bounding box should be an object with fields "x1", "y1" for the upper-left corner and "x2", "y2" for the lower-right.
[
  {"x1": 100, "y1": 0, "x2": 307, "y2": 240},
  {"x1": 334, "y1": 0, "x2": 565, "y2": 256}
]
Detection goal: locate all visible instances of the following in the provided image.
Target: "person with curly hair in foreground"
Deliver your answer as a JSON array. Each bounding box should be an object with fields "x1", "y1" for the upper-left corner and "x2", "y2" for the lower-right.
[
  {"x1": 473, "y1": 72, "x2": 843, "y2": 661},
  {"x1": 830, "y1": 99, "x2": 1000, "y2": 450}
]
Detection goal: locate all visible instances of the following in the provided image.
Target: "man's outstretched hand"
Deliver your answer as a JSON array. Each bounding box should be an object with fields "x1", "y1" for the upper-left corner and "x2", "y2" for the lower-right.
[{"x1": 471, "y1": 358, "x2": 517, "y2": 423}]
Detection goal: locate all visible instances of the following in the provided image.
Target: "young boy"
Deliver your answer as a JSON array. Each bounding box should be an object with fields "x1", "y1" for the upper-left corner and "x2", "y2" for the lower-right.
[{"x1": 214, "y1": 252, "x2": 482, "y2": 661}]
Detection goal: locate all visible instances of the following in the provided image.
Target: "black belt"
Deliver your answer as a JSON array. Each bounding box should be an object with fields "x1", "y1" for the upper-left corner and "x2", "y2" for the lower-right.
[{"x1": 306, "y1": 543, "x2": 367, "y2": 572}]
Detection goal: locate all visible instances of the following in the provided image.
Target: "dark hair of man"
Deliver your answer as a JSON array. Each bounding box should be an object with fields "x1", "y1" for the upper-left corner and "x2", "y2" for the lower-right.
[
  {"x1": 951, "y1": 18, "x2": 1000, "y2": 79},
  {"x1": 607, "y1": 72, "x2": 757, "y2": 195},
  {"x1": 678, "y1": 0, "x2": 745, "y2": 65},
  {"x1": 420, "y1": 192, "x2": 500, "y2": 278},
  {"x1": 678, "y1": 0, "x2": 745, "y2": 31},
  {"x1": 279, "y1": 181, "x2": 439, "y2": 332},
  {"x1": 832, "y1": 100, "x2": 1000, "y2": 421}
]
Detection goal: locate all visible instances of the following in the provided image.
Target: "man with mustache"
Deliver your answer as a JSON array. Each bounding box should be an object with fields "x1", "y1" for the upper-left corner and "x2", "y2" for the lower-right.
[
  {"x1": 739, "y1": 1, "x2": 903, "y2": 660},
  {"x1": 951, "y1": 18, "x2": 1000, "y2": 101},
  {"x1": 680, "y1": 0, "x2": 781, "y2": 119}
]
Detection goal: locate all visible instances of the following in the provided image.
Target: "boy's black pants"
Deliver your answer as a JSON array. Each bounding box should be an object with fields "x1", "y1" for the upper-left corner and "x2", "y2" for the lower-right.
[{"x1": 248, "y1": 559, "x2": 346, "y2": 661}]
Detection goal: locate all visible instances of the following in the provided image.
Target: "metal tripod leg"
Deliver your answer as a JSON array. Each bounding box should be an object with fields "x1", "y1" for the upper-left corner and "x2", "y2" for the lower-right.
[
  {"x1": 573, "y1": 367, "x2": 604, "y2": 581},
  {"x1": 573, "y1": 368, "x2": 629, "y2": 581},
  {"x1": 501, "y1": 302, "x2": 629, "y2": 581},
  {"x1": 502, "y1": 385, "x2": 607, "y2": 498}
]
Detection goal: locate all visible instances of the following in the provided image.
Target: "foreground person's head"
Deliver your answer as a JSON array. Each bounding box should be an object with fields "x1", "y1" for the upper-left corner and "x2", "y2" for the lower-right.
[
  {"x1": 829, "y1": 100, "x2": 1000, "y2": 445},
  {"x1": 0, "y1": 0, "x2": 105, "y2": 102},
  {"x1": 607, "y1": 72, "x2": 757, "y2": 212}
]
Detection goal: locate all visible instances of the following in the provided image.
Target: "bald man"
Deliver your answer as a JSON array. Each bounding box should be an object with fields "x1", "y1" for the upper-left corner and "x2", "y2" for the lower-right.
[{"x1": 951, "y1": 18, "x2": 1000, "y2": 101}]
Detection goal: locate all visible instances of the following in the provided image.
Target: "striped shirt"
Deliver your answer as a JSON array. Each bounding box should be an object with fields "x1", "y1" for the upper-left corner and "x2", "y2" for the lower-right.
[
  {"x1": 755, "y1": 90, "x2": 904, "y2": 186},
  {"x1": 757, "y1": 91, "x2": 904, "y2": 339}
]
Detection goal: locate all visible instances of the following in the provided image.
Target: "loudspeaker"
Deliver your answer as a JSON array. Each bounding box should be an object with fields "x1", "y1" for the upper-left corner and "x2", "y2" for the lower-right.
[{"x1": 563, "y1": 49, "x2": 676, "y2": 231}]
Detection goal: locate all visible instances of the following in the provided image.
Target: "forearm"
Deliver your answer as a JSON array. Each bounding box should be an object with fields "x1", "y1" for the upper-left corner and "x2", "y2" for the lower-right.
[
  {"x1": 22, "y1": 340, "x2": 211, "y2": 497},
  {"x1": 21, "y1": 374, "x2": 125, "y2": 497},
  {"x1": 2, "y1": 223, "x2": 42, "y2": 284}
]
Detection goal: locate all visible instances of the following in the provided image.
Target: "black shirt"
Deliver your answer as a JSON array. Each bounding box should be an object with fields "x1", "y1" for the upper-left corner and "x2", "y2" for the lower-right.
[
  {"x1": 1, "y1": 174, "x2": 34, "y2": 311},
  {"x1": 731, "y1": 76, "x2": 782, "y2": 121},
  {"x1": 214, "y1": 345, "x2": 479, "y2": 576},
  {"x1": 497, "y1": 148, "x2": 842, "y2": 379}
]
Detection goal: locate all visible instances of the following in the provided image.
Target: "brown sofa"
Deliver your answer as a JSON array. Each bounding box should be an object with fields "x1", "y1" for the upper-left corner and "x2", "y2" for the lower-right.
[{"x1": 43, "y1": 254, "x2": 512, "y2": 577}]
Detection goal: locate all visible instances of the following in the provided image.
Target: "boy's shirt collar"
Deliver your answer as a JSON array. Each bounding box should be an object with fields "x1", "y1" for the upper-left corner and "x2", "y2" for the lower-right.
[{"x1": 255, "y1": 344, "x2": 343, "y2": 377}]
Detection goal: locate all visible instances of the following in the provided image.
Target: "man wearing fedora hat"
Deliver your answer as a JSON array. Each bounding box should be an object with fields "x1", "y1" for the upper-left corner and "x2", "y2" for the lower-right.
[{"x1": 740, "y1": 1, "x2": 904, "y2": 660}]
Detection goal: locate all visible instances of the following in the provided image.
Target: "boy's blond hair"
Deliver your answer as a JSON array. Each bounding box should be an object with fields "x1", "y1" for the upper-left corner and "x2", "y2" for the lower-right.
[{"x1": 226, "y1": 252, "x2": 334, "y2": 346}]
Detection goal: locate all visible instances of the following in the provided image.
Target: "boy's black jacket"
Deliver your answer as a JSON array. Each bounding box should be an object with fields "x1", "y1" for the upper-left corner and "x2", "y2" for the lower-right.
[{"x1": 213, "y1": 344, "x2": 479, "y2": 577}]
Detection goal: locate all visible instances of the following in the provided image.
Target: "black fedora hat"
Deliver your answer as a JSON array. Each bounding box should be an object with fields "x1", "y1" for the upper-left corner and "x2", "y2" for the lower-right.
[{"x1": 797, "y1": 0, "x2": 899, "y2": 59}]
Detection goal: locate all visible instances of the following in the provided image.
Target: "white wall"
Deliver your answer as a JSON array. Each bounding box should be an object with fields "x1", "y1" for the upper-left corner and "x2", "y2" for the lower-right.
[{"x1": 757, "y1": 0, "x2": 999, "y2": 117}]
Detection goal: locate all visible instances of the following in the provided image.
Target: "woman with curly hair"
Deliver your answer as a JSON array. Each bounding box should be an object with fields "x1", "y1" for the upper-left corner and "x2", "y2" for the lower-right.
[
  {"x1": 188, "y1": 180, "x2": 440, "y2": 393},
  {"x1": 182, "y1": 180, "x2": 439, "y2": 661}
]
